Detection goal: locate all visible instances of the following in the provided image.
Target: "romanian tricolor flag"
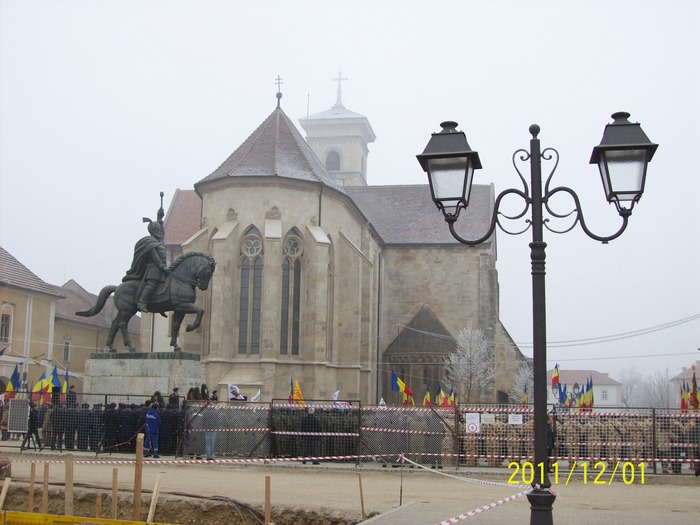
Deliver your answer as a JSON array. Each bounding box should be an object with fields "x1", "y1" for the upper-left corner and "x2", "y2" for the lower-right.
[
  {"x1": 288, "y1": 376, "x2": 294, "y2": 404},
  {"x1": 5, "y1": 365, "x2": 20, "y2": 400},
  {"x1": 588, "y1": 376, "x2": 595, "y2": 409},
  {"x1": 690, "y1": 367, "x2": 699, "y2": 410},
  {"x1": 391, "y1": 372, "x2": 406, "y2": 393},
  {"x1": 447, "y1": 387, "x2": 456, "y2": 406},
  {"x1": 62, "y1": 368, "x2": 70, "y2": 402},
  {"x1": 436, "y1": 384, "x2": 447, "y2": 406},
  {"x1": 422, "y1": 386, "x2": 431, "y2": 406},
  {"x1": 31, "y1": 372, "x2": 49, "y2": 404},
  {"x1": 293, "y1": 379, "x2": 305, "y2": 406},
  {"x1": 391, "y1": 372, "x2": 414, "y2": 405},
  {"x1": 681, "y1": 380, "x2": 688, "y2": 412},
  {"x1": 522, "y1": 385, "x2": 528, "y2": 407},
  {"x1": 551, "y1": 364, "x2": 560, "y2": 389}
]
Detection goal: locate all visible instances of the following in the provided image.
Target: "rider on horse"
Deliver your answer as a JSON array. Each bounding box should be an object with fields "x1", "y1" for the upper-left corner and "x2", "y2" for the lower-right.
[{"x1": 123, "y1": 193, "x2": 170, "y2": 313}]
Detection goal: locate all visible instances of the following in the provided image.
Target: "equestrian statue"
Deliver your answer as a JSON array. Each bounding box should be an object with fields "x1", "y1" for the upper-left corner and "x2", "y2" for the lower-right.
[{"x1": 76, "y1": 193, "x2": 216, "y2": 352}]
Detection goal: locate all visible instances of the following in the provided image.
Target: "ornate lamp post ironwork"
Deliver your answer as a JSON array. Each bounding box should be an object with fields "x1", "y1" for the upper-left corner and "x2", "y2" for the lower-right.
[{"x1": 417, "y1": 112, "x2": 657, "y2": 525}]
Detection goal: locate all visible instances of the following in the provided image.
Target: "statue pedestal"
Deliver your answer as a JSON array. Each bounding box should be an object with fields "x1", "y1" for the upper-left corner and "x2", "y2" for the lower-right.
[{"x1": 84, "y1": 352, "x2": 205, "y2": 396}]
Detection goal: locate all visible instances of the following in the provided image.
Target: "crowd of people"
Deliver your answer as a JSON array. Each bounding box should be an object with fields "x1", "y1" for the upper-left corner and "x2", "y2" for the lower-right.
[
  {"x1": 461, "y1": 412, "x2": 700, "y2": 474},
  {"x1": 1, "y1": 391, "x2": 699, "y2": 475},
  {"x1": 0, "y1": 384, "x2": 224, "y2": 456}
]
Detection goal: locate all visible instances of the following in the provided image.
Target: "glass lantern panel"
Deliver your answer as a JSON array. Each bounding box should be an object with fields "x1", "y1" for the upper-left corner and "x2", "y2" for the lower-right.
[
  {"x1": 602, "y1": 149, "x2": 647, "y2": 201},
  {"x1": 427, "y1": 156, "x2": 469, "y2": 201}
]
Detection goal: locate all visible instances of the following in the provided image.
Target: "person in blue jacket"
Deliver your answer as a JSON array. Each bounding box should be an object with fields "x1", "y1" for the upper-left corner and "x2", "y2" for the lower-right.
[{"x1": 144, "y1": 403, "x2": 161, "y2": 458}]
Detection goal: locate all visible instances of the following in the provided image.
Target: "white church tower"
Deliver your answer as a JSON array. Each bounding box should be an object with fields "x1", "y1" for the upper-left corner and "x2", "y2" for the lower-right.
[{"x1": 299, "y1": 72, "x2": 376, "y2": 187}]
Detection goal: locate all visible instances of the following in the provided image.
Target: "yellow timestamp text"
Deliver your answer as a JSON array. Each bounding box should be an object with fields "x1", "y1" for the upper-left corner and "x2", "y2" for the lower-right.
[{"x1": 507, "y1": 461, "x2": 645, "y2": 486}]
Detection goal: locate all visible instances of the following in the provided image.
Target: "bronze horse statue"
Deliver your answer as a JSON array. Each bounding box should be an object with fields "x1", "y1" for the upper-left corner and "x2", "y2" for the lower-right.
[{"x1": 77, "y1": 252, "x2": 216, "y2": 352}]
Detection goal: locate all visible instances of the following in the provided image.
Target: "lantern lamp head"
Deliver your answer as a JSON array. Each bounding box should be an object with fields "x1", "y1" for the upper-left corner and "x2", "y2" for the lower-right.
[
  {"x1": 590, "y1": 112, "x2": 658, "y2": 215},
  {"x1": 417, "y1": 121, "x2": 482, "y2": 220}
]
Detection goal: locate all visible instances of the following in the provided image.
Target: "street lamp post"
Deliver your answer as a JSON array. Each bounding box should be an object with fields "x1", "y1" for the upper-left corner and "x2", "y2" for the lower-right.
[{"x1": 417, "y1": 112, "x2": 657, "y2": 525}]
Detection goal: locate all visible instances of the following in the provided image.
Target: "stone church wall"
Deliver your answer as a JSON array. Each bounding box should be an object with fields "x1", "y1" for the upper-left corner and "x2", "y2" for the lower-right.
[{"x1": 184, "y1": 179, "x2": 379, "y2": 402}]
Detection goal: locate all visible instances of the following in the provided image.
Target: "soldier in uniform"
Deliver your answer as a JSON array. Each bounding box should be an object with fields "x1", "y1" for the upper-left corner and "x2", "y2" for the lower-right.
[
  {"x1": 657, "y1": 417, "x2": 672, "y2": 473},
  {"x1": 89, "y1": 404, "x2": 104, "y2": 452},
  {"x1": 506, "y1": 415, "x2": 522, "y2": 463},
  {"x1": 669, "y1": 416, "x2": 684, "y2": 474},
  {"x1": 523, "y1": 416, "x2": 535, "y2": 464},
  {"x1": 483, "y1": 416, "x2": 499, "y2": 467},
  {"x1": 638, "y1": 415, "x2": 652, "y2": 468},
  {"x1": 628, "y1": 416, "x2": 644, "y2": 463},
  {"x1": 587, "y1": 415, "x2": 603, "y2": 462},
  {"x1": 77, "y1": 403, "x2": 91, "y2": 450},
  {"x1": 563, "y1": 415, "x2": 579, "y2": 464},
  {"x1": 123, "y1": 194, "x2": 170, "y2": 313}
]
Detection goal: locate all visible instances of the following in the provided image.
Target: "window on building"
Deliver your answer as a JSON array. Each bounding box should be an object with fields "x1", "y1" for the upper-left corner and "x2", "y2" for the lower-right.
[
  {"x1": 601, "y1": 389, "x2": 608, "y2": 400},
  {"x1": 238, "y1": 227, "x2": 263, "y2": 355},
  {"x1": 423, "y1": 367, "x2": 431, "y2": 387},
  {"x1": 63, "y1": 340, "x2": 71, "y2": 362},
  {"x1": 326, "y1": 151, "x2": 340, "y2": 171},
  {"x1": 280, "y1": 230, "x2": 303, "y2": 356},
  {"x1": 0, "y1": 313, "x2": 10, "y2": 343}
]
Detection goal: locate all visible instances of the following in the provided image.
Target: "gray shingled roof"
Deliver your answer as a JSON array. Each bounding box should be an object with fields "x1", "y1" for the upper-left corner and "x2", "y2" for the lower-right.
[
  {"x1": 0, "y1": 246, "x2": 64, "y2": 298},
  {"x1": 385, "y1": 305, "x2": 455, "y2": 356},
  {"x1": 345, "y1": 184, "x2": 494, "y2": 245},
  {"x1": 196, "y1": 106, "x2": 342, "y2": 191}
]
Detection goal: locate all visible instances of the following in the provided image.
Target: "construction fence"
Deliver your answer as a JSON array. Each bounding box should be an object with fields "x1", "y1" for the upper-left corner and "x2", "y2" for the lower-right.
[{"x1": 2, "y1": 393, "x2": 699, "y2": 474}]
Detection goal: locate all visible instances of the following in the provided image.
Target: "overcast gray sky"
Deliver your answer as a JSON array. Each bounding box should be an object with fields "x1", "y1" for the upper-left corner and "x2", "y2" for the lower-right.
[{"x1": 1, "y1": 1, "x2": 698, "y2": 381}]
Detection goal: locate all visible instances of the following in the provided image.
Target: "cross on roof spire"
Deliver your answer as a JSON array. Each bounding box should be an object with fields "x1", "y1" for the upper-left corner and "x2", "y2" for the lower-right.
[
  {"x1": 275, "y1": 75, "x2": 283, "y2": 107},
  {"x1": 332, "y1": 70, "x2": 348, "y2": 106}
]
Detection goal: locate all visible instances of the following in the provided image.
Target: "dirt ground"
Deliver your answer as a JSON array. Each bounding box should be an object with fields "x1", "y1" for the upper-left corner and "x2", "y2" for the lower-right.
[{"x1": 4, "y1": 451, "x2": 700, "y2": 525}]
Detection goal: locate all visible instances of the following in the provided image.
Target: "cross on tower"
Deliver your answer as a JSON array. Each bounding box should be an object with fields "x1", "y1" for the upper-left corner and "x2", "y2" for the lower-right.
[
  {"x1": 275, "y1": 75, "x2": 284, "y2": 107},
  {"x1": 332, "y1": 70, "x2": 348, "y2": 106}
]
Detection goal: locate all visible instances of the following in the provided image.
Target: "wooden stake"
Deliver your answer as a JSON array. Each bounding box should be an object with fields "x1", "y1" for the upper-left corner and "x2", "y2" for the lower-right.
[
  {"x1": 147, "y1": 473, "x2": 163, "y2": 524},
  {"x1": 358, "y1": 473, "x2": 366, "y2": 519},
  {"x1": 65, "y1": 454, "x2": 74, "y2": 516},
  {"x1": 111, "y1": 468, "x2": 119, "y2": 519},
  {"x1": 41, "y1": 463, "x2": 49, "y2": 514},
  {"x1": 28, "y1": 462, "x2": 36, "y2": 512},
  {"x1": 133, "y1": 433, "x2": 144, "y2": 521},
  {"x1": 95, "y1": 494, "x2": 102, "y2": 518},
  {"x1": 264, "y1": 475, "x2": 271, "y2": 525},
  {"x1": 0, "y1": 478, "x2": 10, "y2": 510}
]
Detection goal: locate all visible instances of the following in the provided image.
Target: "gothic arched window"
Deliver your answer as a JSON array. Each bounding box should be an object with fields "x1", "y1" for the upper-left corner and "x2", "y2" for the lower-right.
[
  {"x1": 280, "y1": 230, "x2": 303, "y2": 356},
  {"x1": 326, "y1": 151, "x2": 340, "y2": 171},
  {"x1": 238, "y1": 227, "x2": 263, "y2": 355}
]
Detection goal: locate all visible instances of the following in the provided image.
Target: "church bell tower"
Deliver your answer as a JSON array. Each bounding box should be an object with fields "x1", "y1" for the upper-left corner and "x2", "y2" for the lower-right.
[{"x1": 300, "y1": 72, "x2": 376, "y2": 187}]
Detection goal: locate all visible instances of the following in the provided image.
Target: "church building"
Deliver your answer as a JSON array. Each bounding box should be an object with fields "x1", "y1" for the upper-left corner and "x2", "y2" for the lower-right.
[{"x1": 161, "y1": 86, "x2": 527, "y2": 404}]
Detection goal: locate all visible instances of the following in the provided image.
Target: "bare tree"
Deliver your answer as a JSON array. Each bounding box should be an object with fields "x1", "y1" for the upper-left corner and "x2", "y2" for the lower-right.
[
  {"x1": 509, "y1": 362, "x2": 534, "y2": 404},
  {"x1": 637, "y1": 368, "x2": 674, "y2": 408},
  {"x1": 444, "y1": 321, "x2": 495, "y2": 402},
  {"x1": 617, "y1": 367, "x2": 644, "y2": 407}
]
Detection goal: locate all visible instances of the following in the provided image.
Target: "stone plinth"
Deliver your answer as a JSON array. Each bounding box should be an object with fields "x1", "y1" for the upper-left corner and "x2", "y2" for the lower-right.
[{"x1": 84, "y1": 352, "x2": 205, "y2": 396}]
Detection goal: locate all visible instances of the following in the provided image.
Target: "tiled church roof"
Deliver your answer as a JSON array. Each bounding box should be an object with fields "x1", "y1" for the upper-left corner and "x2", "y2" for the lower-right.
[
  {"x1": 196, "y1": 106, "x2": 342, "y2": 191},
  {"x1": 164, "y1": 188, "x2": 203, "y2": 245},
  {"x1": 0, "y1": 245, "x2": 63, "y2": 298},
  {"x1": 345, "y1": 184, "x2": 493, "y2": 245},
  {"x1": 384, "y1": 305, "x2": 455, "y2": 355}
]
